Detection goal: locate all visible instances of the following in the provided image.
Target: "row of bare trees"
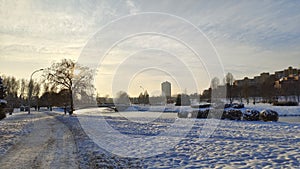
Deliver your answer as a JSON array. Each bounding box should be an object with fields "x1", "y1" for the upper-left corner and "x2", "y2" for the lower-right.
[
  {"x1": 0, "y1": 76, "x2": 40, "y2": 108},
  {"x1": 1, "y1": 59, "x2": 95, "y2": 114}
]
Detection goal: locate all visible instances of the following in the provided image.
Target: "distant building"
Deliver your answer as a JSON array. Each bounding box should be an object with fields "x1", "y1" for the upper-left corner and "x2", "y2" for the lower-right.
[
  {"x1": 275, "y1": 66, "x2": 300, "y2": 80},
  {"x1": 201, "y1": 66, "x2": 299, "y2": 103},
  {"x1": 161, "y1": 81, "x2": 171, "y2": 98},
  {"x1": 235, "y1": 66, "x2": 300, "y2": 87}
]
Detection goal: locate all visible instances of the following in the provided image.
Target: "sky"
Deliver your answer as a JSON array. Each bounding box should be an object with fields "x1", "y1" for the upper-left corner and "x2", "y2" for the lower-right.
[{"x1": 0, "y1": 0, "x2": 299, "y2": 97}]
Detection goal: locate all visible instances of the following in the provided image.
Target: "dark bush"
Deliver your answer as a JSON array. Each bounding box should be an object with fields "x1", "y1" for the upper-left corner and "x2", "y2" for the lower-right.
[
  {"x1": 243, "y1": 109, "x2": 260, "y2": 121},
  {"x1": 207, "y1": 109, "x2": 224, "y2": 119},
  {"x1": 273, "y1": 101, "x2": 298, "y2": 106},
  {"x1": 224, "y1": 104, "x2": 231, "y2": 108},
  {"x1": 259, "y1": 109, "x2": 279, "y2": 122},
  {"x1": 4, "y1": 108, "x2": 13, "y2": 115},
  {"x1": 0, "y1": 107, "x2": 6, "y2": 120},
  {"x1": 232, "y1": 103, "x2": 244, "y2": 109},
  {"x1": 224, "y1": 103, "x2": 244, "y2": 109},
  {"x1": 196, "y1": 109, "x2": 209, "y2": 118},
  {"x1": 222, "y1": 109, "x2": 242, "y2": 120}
]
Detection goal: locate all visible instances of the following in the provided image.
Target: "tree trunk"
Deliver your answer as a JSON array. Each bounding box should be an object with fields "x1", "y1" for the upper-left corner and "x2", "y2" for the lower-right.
[{"x1": 69, "y1": 88, "x2": 73, "y2": 115}]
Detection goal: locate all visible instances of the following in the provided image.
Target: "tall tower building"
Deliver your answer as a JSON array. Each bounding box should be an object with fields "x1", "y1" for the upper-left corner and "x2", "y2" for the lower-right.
[{"x1": 161, "y1": 81, "x2": 171, "y2": 97}]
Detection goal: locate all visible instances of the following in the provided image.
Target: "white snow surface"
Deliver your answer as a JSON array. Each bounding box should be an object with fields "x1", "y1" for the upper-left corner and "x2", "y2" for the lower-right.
[
  {"x1": 1, "y1": 107, "x2": 299, "y2": 168},
  {"x1": 0, "y1": 110, "x2": 78, "y2": 169},
  {"x1": 75, "y1": 108, "x2": 300, "y2": 168}
]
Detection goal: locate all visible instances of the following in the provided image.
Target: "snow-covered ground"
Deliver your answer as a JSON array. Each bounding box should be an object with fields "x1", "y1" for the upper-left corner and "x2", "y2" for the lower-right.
[
  {"x1": 0, "y1": 111, "x2": 78, "y2": 169},
  {"x1": 1, "y1": 107, "x2": 299, "y2": 168},
  {"x1": 73, "y1": 108, "x2": 300, "y2": 168},
  {"x1": 0, "y1": 110, "x2": 34, "y2": 156}
]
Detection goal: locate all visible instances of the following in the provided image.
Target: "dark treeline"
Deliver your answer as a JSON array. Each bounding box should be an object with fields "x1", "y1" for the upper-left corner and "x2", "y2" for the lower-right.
[
  {"x1": 0, "y1": 59, "x2": 95, "y2": 115},
  {"x1": 0, "y1": 74, "x2": 69, "y2": 110}
]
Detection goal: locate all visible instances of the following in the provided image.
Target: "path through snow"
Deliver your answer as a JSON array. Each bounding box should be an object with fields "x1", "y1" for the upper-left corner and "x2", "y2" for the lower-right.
[{"x1": 0, "y1": 112, "x2": 78, "y2": 169}]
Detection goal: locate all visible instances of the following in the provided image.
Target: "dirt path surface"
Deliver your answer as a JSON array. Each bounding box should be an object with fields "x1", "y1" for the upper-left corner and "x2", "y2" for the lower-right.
[{"x1": 0, "y1": 112, "x2": 78, "y2": 169}]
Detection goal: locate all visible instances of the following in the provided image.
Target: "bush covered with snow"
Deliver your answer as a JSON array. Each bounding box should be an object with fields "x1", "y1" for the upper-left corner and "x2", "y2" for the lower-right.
[
  {"x1": 259, "y1": 109, "x2": 279, "y2": 122},
  {"x1": 243, "y1": 109, "x2": 260, "y2": 121},
  {"x1": 196, "y1": 109, "x2": 209, "y2": 118},
  {"x1": 224, "y1": 103, "x2": 244, "y2": 109},
  {"x1": 177, "y1": 105, "x2": 284, "y2": 123},
  {"x1": 222, "y1": 109, "x2": 243, "y2": 120}
]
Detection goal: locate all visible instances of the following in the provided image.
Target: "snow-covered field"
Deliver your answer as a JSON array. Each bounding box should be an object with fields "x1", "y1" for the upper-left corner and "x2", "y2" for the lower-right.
[
  {"x1": 73, "y1": 107, "x2": 300, "y2": 168},
  {"x1": 0, "y1": 106, "x2": 299, "y2": 168}
]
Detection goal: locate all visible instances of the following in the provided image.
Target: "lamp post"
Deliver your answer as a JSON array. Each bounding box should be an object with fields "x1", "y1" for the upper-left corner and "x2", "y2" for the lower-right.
[{"x1": 28, "y1": 68, "x2": 44, "y2": 114}]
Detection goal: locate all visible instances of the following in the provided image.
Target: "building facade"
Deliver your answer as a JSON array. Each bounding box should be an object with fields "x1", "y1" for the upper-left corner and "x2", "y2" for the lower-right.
[
  {"x1": 233, "y1": 66, "x2": 300, "y2": 102},
  {"x1": 161, "y1": 81, "x2": 171, "y2": 98}
]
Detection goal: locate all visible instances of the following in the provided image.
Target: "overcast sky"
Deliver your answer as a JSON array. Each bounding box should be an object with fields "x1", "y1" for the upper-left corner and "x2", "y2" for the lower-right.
[{"x1": 0, "y1": 0, "x2": 299, "y2": 96}]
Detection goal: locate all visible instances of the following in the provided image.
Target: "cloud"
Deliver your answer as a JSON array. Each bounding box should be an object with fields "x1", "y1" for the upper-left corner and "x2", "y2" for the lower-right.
[
  {"x1": 0, "y1": 0, "x2": 299, "y2": 95},
  {"x1": 126, "y1": 0, "x2": 139, "y2": 14}
]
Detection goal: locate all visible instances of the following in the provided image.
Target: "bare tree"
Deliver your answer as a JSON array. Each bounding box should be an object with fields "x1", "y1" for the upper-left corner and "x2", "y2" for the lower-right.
[
  {"x1": 2, "y1": 76, "x2": 20, "y2": 108},
  {"x1": 3, "y1": 76, "x2": 19, "y2": 98},
  {"x1": 211, "y1": 77, "x2": 220, "y2": 90},
  {"x1": 43, "y1": 82, "x2": 50, "y2": 93},
  {"x1": 225, "y1": 72, "x2": 234, "y2": 85},
  {"x1": 224, "y1": 72, "x2": 235, "y2": 103},
  {"x1": 32, "y1": 82, "x2": 41, "y2": 97},
  {"x1": 45, "y1": 59, "x2": 94, "y2": 114},
  {"x1": 31, "y1": 82, "x2": 41, "y2": 110},
  {"x1": 72, "y1": 65, "x2": 95, "y2": 108},
  {"x1": 115, "y1": 91, "x2": 130, "y2": 105},
  {"x1": 19, "y1": 79, "x2": 27, "y2": 100}
]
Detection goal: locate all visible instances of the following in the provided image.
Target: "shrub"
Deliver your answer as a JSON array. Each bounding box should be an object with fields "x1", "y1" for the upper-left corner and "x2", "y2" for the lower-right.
[
  {"x1": 196, "y1": 109, "x2": 209, "y2": 119},
  {"x1": 273, "y1": 101, "x2": 298, "y2": 106},
  {"x1": 224, "y1": 103, "x2": 244, "y2": 109},
  {"x1": 232, "y1": 103, "x2": 244, "y2": 109},
  {"x1": 4, "y1": 108, "x2": 13, "y2": 115},
  {"x1": 222, "y1": 109, "x2": 242, "y2": 120},
  {"x1": 259, "y1": 109, "x2": 279, "y2": 122},
  {"x1": 243, "y1": 109, "x2": 260, "y2": 121},
  {"x1": 0, "y1": 107, "x2": 6, "y2": 120}
]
